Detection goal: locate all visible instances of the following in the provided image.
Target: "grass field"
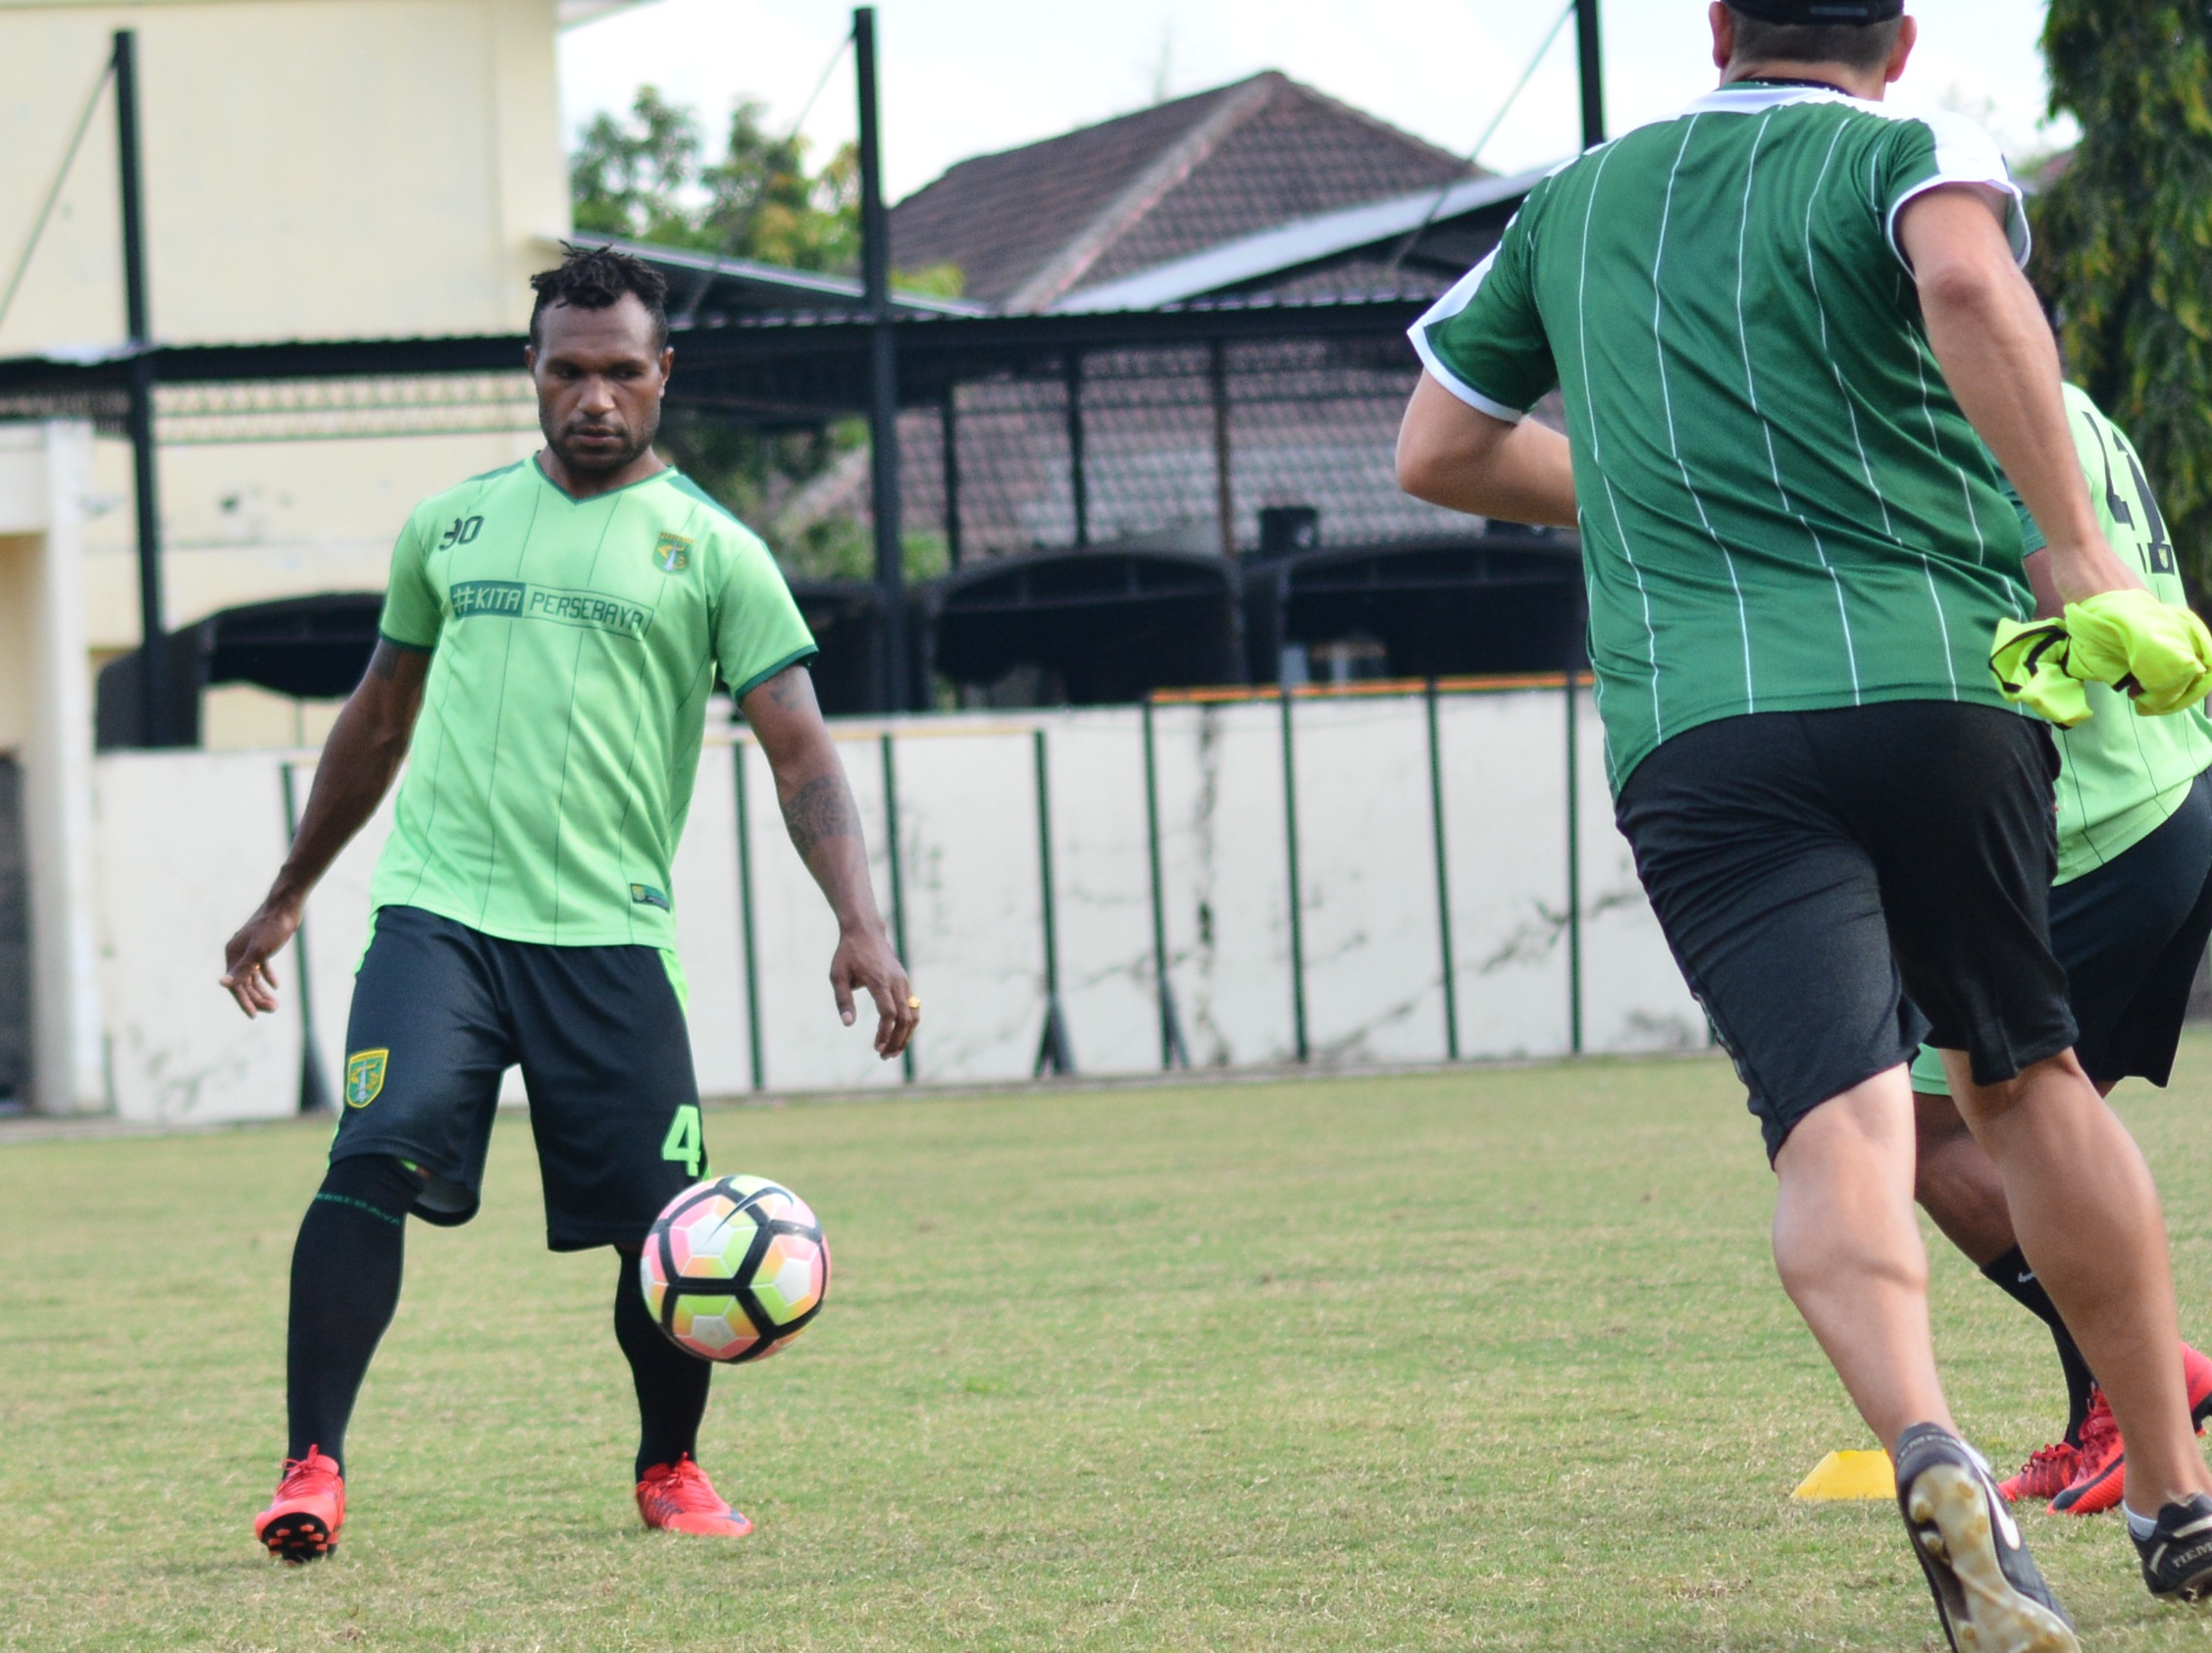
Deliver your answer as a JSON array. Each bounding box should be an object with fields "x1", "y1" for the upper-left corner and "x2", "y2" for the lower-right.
[{"x1": 9, "y1": 1044, "x2": 2212, "y2": 1651}]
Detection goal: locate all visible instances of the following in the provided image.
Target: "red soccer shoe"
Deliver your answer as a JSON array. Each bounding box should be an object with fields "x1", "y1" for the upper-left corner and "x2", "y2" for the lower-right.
[
  {"x1": 1998, "y1": 1442, "x2": 2081, "y2": 1504},
  {"x1": 636, "y1": 1454, "x2": 753, "y2": 1537},
  {"x1": 2052, "y1": 1343, "x2": 2212, "y2": 1517},
  {"x1": 254, "y1": 1447, "x2": 346, "y2": 1563}
]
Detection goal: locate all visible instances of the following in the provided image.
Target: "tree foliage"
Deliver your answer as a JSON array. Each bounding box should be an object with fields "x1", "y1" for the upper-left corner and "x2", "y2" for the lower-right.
[
  {"x1": 569, "y1": 88, "x2": 959, "y2": 580},
  {"x1": 571, "y1": 86, "x2": 860, "y2": 272},
  {"x1": 2034, "y1": 3, "x2": 2212, "y2": 603}
]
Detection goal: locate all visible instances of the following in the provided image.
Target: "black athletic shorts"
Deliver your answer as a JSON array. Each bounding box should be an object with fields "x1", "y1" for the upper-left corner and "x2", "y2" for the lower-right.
[
  {"x1": 1913, "y1": 766, "x2": 2212, "y2": 1094},
  {"x1": 329, "y1": 904, "x2": 706, "y2": 1251},
  {"x1": 1614, "y1": 702, "x2": 2078, "y2": 1162}
]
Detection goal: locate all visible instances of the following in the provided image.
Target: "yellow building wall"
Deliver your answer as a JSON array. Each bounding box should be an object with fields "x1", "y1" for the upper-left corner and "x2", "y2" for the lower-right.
[
  {"x1": 0, "y1": 0, "x2": 571, "y2": 351},
  {"x1": 2, "y1": 0, "x2": 584, "y2": 721}
]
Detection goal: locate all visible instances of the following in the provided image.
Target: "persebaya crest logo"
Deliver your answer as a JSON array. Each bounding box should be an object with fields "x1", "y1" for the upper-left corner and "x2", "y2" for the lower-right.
[
  {"x1": 652, "y1": 532, "x2": 692, "y2": 574},
  {"x1": 344, "y1": 1049, "x2": 389, "y2": 1109}
]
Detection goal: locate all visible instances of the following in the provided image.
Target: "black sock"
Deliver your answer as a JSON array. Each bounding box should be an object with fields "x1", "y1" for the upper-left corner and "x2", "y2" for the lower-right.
[
  {"x1": 284, "y1": 1156, "x2": 420, "y2": 1472},
  {"x1": 1981, "y1": 1245, "x2": 2099, "y2": 1446},
  {"x1": 614, "y1": 1254, "x2": 711, "y2": 1481}
]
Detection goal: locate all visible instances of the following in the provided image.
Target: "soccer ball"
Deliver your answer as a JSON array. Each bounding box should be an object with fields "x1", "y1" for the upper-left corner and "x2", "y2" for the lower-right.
[{"x1": 640, "y1": 1174, "x2": 831, "y2": 1363}]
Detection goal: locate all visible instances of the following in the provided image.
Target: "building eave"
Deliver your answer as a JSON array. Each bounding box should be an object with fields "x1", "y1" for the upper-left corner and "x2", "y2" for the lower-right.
[{"x1": 1049, "y1": 164, "x2": 1559, "y2": 315}]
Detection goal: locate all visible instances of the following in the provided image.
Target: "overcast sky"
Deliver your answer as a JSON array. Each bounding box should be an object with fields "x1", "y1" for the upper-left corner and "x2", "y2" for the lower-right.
[{"x1": 557, "y1": 1, "x2": 2069, "y2": 206}]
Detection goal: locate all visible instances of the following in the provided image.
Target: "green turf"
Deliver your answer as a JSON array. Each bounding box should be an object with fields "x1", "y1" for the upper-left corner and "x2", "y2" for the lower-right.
[{"x1": 8, "y1": 1041, "x2": 2212, "y2": 1651}]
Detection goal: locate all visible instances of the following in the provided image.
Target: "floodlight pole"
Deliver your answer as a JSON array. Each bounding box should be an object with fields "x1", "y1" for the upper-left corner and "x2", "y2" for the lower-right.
[
  {"x1": 854, "y1": 8, "x2": 909, "y2": 711},
  {"x1": 1575, "y1": 0, "x2": 1606, "y2": 149},
  {"x1": 115, "y1": 28, "x2": 170, "y2": 748}
]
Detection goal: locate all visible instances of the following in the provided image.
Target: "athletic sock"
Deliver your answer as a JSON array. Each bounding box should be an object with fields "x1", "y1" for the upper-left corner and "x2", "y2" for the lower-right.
[
  {"x1": 1981, "y1": 1245, "x2": 2099, "y2": 1446},
  {"x1": 284, "y1": 1155, "x2": 421, "y2": 1472},
  {"x1": 2127, "y1": 1504, "x2": 2160, "y2": 1540},
  {"x1": 614, "y1": 1253, "x2": 711, "y2": 1481}
]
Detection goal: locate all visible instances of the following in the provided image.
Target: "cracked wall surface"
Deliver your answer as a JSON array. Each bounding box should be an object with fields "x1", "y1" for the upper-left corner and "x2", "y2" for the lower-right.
[{"x1": 92, "y1": 687, "x2": 1704, "y2": 1118}]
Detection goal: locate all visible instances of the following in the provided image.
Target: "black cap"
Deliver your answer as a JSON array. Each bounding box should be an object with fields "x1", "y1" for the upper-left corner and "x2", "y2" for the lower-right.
[{"x1": 1727, "y1": 0, "x2": 1903, "y2": 21}]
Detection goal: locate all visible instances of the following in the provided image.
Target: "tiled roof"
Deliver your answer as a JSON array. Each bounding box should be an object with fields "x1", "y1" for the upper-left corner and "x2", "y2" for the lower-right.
[
  {"x1": 889, "y1": 72, "x2": 1472, "y2": 314},
  {"x1": 1073, "y1": 80, "x2": 1465, "y2": 293}
]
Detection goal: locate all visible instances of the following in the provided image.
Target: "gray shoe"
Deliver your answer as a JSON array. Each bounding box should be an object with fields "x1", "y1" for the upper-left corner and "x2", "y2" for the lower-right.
[{"x1": 1894, "y1": 1422, "x2": 2078, "y2": 1653}]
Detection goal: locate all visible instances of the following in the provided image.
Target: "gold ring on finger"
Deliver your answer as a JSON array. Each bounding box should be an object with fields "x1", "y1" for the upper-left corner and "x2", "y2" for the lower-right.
[{"x1": 906, "y1": 996, "x2": 922, "y2": 1010}]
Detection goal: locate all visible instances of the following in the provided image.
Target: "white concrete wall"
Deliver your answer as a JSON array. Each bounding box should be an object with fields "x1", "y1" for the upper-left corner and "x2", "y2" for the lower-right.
[
  {"x1": 87, "y1": 686, "x2": 1703, "y2": 1119},
  {"x1": 0, "y1": 421, "x2": 109, "y2": 1114},
  {"x1": 95, "y1": 749, "x2": 297, "y2": 1121}
]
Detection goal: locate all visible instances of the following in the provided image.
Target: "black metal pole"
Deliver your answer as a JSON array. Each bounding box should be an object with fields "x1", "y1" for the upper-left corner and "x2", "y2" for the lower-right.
[
  {"x1": 855, "y1": 9, "x2": 908, "y2": 710},
  {"x1": 1280, "y1": 688, "x2": 1309, "y2": 1063},
  {"x1": 879, "y1": 732, "x2": 914, "y2": 1082},
  {"x1": 1032, "y1": 729, "x2": 1073, "y2": 1075},
  {"x1": 1575, "y1": 0, "x2": 1606, "y2": 149},
  {"x1": 1425, "y1": 680, "x2": 1460, "y2": 1061},
  {"x1": 281, "y1": 763, "x2": 333, "y2": 1113},
  {"x1": 1566, "y1": 672, "x2": 1583, "y2": 1055},
  {"x1": 1140, "y1": 698, "x2": 1188, "y2": 1069},
  {"x1": 1209, "y1": 340, "x2": 1233, "y2": 558},
  {"x1": 1064, "y1": 351, "x2": 1089, "y2": 549},
  {"x1": 940, "y1": 392, "x2": 961, "y2": 570},
  {"x1": 115, "y1": 28, "x2": 167, "y2": 748},
  {"x1": 734, "y1": 743, "x2": 765, "y2": 1091}
]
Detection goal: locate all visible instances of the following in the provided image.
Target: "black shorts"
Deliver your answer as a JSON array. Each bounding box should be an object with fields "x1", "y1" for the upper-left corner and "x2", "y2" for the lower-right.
[
  {"x1": 1913, "y1": 766, "x2": 2212, "y2": 1094},
  {"x1": 1615, "y1": 702, "x2": 2077, "y2": 1162},
  {"x1": 330, "y1": 904, "x2": 705, "y2": 1251}
]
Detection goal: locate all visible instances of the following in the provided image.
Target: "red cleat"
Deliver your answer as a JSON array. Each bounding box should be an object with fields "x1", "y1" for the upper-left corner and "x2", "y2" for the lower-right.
[
  {"x1": 636, "y1": 1454, "x2": 753, "y2": 1537},
  {"x1": 2053, "y1": 1390, "x2": 2125, "y2": 1515},
  {"x1": 254, "y1": 1447, "x2": 345, "y2": 1563},
  {"x1": 2051, "y1": 1343, "x2": 2212, "y2": 1517},
  {"x1": 1998, "y1": 1442, "x2": 2080, "y2": 1504}
]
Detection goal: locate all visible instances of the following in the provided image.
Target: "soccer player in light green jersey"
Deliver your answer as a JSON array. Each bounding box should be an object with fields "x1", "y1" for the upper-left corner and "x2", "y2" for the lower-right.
[
  {"x1": 1911, "y1": 387, "x2": 2212, "y2": 1514},
  {"x1": 217, "y1": 245, "x2": 917, "y2": 1560},
  {"x1": 1397, "y1": 0, "x2": 2212, "y2": 1635}
]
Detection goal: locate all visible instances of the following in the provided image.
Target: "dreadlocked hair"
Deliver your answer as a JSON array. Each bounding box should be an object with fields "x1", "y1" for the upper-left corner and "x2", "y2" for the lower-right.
[{"x1": 529, "y1": 242, "x2": 671, "y2": 347}]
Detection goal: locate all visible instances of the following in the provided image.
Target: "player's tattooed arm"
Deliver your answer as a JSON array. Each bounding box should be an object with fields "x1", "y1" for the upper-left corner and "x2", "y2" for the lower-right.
[
  {"x1": 741, "y1": 663, "x2": 919, "y2": 1059},
  {"x1": 780, "y1": 773, "x2": 860, "y2": 862},
  {"x1": 220, "y1": 638, "x2": 432, "y2": 1017}
]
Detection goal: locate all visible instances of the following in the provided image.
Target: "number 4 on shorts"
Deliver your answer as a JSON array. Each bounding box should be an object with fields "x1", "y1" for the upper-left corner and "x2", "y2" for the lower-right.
[{"x1": 660, "y1": 1104, "x2": 704, "y2": 1179}]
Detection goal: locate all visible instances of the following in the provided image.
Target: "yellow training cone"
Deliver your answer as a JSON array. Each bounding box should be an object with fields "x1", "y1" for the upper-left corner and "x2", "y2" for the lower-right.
[{"x1": 1791, "y1": 1449, "x2": 1896, "y2": 1501}]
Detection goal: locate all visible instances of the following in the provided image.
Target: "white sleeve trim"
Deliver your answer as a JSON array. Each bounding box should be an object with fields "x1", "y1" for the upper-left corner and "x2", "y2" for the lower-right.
[
  {"x1": 1407, "y1": 249, "x2": 1533, "y2": 424},
  {"x1": 1881, "y1": 109, "x2": 2031, "y2": 273}
]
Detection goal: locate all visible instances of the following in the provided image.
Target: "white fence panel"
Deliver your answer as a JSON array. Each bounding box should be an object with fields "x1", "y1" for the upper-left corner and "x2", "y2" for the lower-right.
[
  {"x1": 1439, "y1": 689, "x2": 1573, "y2": 1059},
  {"x1": 670, "y1": 740, "x2": 749, "y2": 1097},
  {"x1": 741, "y1": 732, "x2": 902, "y2": 1093},
  {"x1": 1293, "y1": 695, "x2": 1449, "y2": 1065},
  {"x1": 95, "y1": 751, "x2": 300, "y2": 1122},
  {"x1": 1154, "y1": 700, "x2": 1301, "y2": 1068},
  {"x1": 1574, "y1": 695, "x2": 1706, "y2": 1053},
  {"x1": 84, "y1": 685, "x2": 1710, "y2": 1118},
  {"x1": 1045, "y1": 712, "x2": 1158, "y2": 1076},
  {"x1": 897, "y1": 724, "x2": 1046, "y2": 1084},
  {"x1": 288, "y1": 754, "x2": 396, "y2": 1105}
]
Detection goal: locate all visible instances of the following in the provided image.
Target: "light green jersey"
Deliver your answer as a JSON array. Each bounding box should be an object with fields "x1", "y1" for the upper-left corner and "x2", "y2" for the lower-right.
[
  {"x1": 368, "y1": 458, "x2": 816, "y2": 948},
  {"x1": 1415, "y1": 82, "x2": 2034, "y2": 793},
  {"x1": 2035, "y1": 386, "x2": 2212, "y2": 883},
  {"x1": 1910, "y1": 387, "x2": 2212, "y2": 1095}
]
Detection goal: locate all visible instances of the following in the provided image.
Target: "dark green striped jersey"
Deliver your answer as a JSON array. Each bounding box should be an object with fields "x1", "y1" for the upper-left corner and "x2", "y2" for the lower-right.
[
  {"x1": 2032, "y1": 387, "x2": 2212, "y2": 883},
  {"x1": 370, "y1": 458, "x2": 816, "y2": 947},
  {"x1": 1415, "y1": 82, "x2": 2034, "y2": 792}
]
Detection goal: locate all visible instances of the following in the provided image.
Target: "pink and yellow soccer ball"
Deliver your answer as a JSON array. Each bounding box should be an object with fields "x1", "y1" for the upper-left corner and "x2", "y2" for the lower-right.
[{"x1": 640, "y1": 1174, "x2": 832, "y2": 1364}]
